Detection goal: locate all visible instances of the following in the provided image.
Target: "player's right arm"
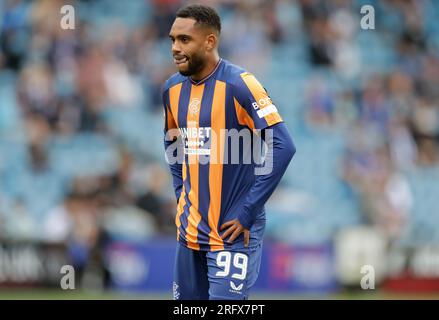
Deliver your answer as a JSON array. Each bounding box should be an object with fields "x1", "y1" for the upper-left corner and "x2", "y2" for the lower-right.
[{"x1": 163, "y1": 87, "x2": 184, "y2": 203}]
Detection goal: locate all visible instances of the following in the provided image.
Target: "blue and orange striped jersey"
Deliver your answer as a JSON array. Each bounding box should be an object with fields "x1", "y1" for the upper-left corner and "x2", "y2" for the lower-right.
[{"x1": 162, "y1": 59, "x2": 283, "y2": 251}]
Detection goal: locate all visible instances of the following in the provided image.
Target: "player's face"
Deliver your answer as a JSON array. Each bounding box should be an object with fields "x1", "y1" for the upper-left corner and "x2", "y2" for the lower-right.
[{"x1": 169, "y1": 18, "x2": 210, "y2": 77}]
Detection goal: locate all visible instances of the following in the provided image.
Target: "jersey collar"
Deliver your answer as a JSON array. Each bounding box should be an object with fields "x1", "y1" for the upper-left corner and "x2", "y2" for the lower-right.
[{"x1": 189, "y1": 58, "x2": 222, "y2": 86}]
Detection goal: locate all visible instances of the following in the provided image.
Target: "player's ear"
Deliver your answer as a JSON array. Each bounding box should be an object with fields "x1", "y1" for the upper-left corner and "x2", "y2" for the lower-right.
[{"x1": 205, "y1": 33, "x2": 217, "y2": 52}]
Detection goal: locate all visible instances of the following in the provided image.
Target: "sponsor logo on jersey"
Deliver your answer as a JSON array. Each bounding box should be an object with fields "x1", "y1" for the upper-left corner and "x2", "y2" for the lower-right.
[{"x1": 256, "y1": 104, "x2": 278, "y2": 118}]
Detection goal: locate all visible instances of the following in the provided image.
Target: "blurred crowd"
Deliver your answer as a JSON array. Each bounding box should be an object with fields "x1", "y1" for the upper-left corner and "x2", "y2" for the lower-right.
[
  {"x1": 300, "y1": 0, "x2": 439, "y2": 242},
  {"x1": 0, "y1": 0, "x2": 439, "y2": 287}
]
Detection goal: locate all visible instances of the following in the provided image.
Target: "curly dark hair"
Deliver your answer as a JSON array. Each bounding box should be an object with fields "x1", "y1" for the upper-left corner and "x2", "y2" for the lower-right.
[{"x1": 176, "y1": 4, "x2": 221, "y2": 34}]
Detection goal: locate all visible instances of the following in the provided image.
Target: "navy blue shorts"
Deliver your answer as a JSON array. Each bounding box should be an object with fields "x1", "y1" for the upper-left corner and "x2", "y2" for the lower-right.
[{"x1": 173, "y1": 242, "x2": 263, "y2": 300}]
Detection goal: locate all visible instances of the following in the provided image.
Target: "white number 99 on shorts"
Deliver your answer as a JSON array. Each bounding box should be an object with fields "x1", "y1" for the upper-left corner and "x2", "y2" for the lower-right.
[{"x1": 215, "y1": 251, "x2": 248, "y2": 280}]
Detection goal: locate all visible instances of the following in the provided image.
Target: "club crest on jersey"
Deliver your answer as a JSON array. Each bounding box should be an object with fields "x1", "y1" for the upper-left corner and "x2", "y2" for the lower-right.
[{"x1": 189, "y1": 98, "x2": 201, "y2": 116}]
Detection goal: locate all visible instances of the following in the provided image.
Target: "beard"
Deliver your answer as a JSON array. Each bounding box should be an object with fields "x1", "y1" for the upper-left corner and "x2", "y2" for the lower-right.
[{"x1": 178, "y1": 52, "x2": 206, "y2": 77}]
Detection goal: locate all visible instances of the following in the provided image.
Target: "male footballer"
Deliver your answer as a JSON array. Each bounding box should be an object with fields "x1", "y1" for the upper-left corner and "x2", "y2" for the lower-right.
[{"x1": 162, "y1": 4, "x2": 296, "y2": 300}]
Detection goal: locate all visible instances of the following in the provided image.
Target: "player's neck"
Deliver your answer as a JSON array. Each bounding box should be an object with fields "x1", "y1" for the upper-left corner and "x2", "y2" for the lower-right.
[{"x1": 190, "y1": 55, "x2": 221, "y2": 83}]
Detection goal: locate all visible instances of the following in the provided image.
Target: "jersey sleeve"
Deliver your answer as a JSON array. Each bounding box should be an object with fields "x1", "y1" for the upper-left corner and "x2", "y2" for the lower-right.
[
  {"x1": 163, "y1": 87, "x2": 183, "y2": 203},
  {"x1": 163, "y1": 88, "x2": 178, "y2": 132},
  {"x1": 232, "y1": 72, "x2": 283, "y2": 131},
  {"x1": 237, "y1": 122, "x2": 296, "y2": 229}
]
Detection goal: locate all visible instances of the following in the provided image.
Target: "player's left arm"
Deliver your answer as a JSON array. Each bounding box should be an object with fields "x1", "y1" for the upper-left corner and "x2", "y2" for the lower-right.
[
  {"x1": 221, "y1": 123, "x2": 296, "y2": 245},
  {"x1": 221, "y1": 73, "x2": 296, "y2": 246},
  {"x1": 236, "y1": 122, "x2": 295, "y2": 229}
]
